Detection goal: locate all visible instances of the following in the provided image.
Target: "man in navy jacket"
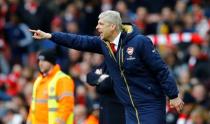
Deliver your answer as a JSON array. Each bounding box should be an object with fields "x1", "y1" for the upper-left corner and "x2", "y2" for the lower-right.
[
  {"x1": 87, "y1": 63, "x2": 125, "y2": 124},
  {"x1": 30, "y1": 10, "x2": 184, "y2": 124}
]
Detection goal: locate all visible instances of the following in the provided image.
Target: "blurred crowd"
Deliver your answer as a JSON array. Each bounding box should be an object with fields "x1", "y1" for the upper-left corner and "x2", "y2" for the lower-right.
[{"x1": 0, "y1": 0, "x2": 210, "y2": 124}]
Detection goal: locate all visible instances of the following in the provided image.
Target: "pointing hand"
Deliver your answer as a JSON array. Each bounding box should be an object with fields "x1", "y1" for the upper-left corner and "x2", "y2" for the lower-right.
[{"x1": 29, "y1": 29, "x2": 52, "y2": 40}]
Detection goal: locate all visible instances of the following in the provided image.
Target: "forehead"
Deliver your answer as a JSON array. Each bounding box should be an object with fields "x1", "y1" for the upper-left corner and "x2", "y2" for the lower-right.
[
  {"x1": 98, "y1": 18, "x2": 110, "y2": 24},
  {"x1": 98, "y1": 18, "x2": 104, "y2": 23},
  {"x1": 38, "y1": 56, "x2": 48, "y2": 63},
  {"x1": 38, "y1": 55, "x2": 45, "y2": 61},
  {"x1": 38, "y1": 59, "x2": 51, "y2": 65}
]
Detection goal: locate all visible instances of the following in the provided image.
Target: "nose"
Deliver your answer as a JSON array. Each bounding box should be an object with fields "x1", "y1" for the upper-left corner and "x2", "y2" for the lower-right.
[
  {"x1": 96, "y1": 24, "x2": 99, "y2": 30},
  {"x1": 38, "y1": 60, "x2": 43, "y2": 66}
]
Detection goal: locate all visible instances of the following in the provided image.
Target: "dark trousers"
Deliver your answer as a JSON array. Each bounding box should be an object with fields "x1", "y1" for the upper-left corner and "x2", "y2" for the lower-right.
[
  {"x1": 125, "y1": 100, "x2": 166, "y2": 124},
  {"x1": 99, "y1": 98, "x2": 125, "y2": 124}
]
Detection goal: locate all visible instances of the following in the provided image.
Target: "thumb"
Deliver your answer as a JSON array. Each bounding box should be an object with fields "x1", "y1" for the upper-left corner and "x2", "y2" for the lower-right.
[
  {"x1": 98, "y1": 74, "x2": 109, "y2": 82},
  {"x1": 169, "y1": 101, "x2": 175, "y2": 108}
]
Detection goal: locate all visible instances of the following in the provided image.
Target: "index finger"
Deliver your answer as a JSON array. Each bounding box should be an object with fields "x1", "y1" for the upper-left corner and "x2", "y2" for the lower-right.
[{"x1": 29, "y1": 29, "x2": 37, "y2": 33}]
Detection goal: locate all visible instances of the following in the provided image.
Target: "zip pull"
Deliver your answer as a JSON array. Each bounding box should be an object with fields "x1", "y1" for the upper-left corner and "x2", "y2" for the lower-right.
[{"x1": 118, "y1": 39, "x2": 124, "y2": 70}]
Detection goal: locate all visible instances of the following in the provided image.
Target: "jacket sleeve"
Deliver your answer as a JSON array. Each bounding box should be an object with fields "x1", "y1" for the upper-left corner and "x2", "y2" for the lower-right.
[
  {"x1": 138, "y1": 36, "x2": 179, "y2": 99},
  {"x1": 95, "y1": 76, "x2": 113, "y2": 94},
  {"x1": 50, "y1": 32, "x2": 103, "y2": 54},
  {"x1": 55, "y1": 76, "x2": 74, "y2": 124}
]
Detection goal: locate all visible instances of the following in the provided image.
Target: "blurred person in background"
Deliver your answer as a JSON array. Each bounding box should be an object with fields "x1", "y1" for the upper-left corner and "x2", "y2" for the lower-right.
[
  {"x1": 182, "y1": 13, "x2": 196, "y2": 33},
  {"x1": 27, "y1": 49, "x2": 74, "y2": 124},
  {"x1": 74, "y1": 104, "x2": 87, "y2": 124},
  {"x1": 174, "y1": 0, "x2": 187, "y2": 18},
  {"x1": 79, "y1": 0, "x2": 100, "y2": 35},
  {"x1": 86, "y1": 62, "x2": 125, "y2": 124},
  {"x1": 192, "y1": 4, "x2": 209, "y2": 38},
  {"x1": 17, "y1": 0, "x2": 54, "y2": 32},
  {"x1": 74, "y1": 84, "x2": 93, "y2": 110},
  {"x1": 134, "y1": 6, "x2": 148, "y2": 34},
  {"x1": 90, "y1": 53, "x2": 104, "y2": 67},
  {"x1": 176, "y1": 92, "x2": 196, "y2": 124},
  {"x1": 2, "y1": 108, "x2": 23, "y2": 124},
  {"x1": 187, "y1": 44, "x2": 210, "y2": 82},
  {"x1": 0, "y1": 37, "x2": 10, "y2": 74},
  {"x1": 84, "y1": 102, "x2": 99, "y2": 124},
  {"x1": 2, "y1": 64, "x2": 22, "y2": 97},
  {"x1": 115, "y1": 0, "x2": 136, "y2": 22},
  {"x1": 157, "y1": 7, "x2": 174, "y2": 34},
  {"x1": 100, "y1": 0, "x2": 113, "y2": 12},
  {"x1": 63, "y1": 3, "x2": 80, "y2": 26},
  {"x1": 202, "y1": 30, "x2": 210, "y2": 58},
  {"x1": 191, "y1": 83, "x2": 210, "y2": 109},
  {"x1": 29, "y1": 10, "x2": 184, "y2": 124},
  {"x1": 4, "y1": 13, "x2": 34, "y2": 66},
  {"x1": 68, "y1": 49, "x2": 82, "y2": 65},
  {"x1": 190, "y1": 106, "x2": 209, "y2": 124}
]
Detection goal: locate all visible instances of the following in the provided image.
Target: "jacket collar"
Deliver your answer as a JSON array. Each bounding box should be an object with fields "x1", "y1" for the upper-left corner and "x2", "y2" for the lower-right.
[
  {"x1": 121, "y1": 23, "x2": 140, "y2": 46},
  {"x1": 112, "y1": 32, "x2": 121, "y2": 49},
  {"x1": 40, "y1": 64, "x2": 61, "y2": 78}
]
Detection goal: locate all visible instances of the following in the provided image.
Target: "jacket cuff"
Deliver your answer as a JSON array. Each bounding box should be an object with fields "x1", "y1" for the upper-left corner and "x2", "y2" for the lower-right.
[
  {"x1": 168, "y1": 94, "x2": 178, "y2": 99},
  {"x1": 50, "y1": 32, "x2": 56, "y2": 41}
]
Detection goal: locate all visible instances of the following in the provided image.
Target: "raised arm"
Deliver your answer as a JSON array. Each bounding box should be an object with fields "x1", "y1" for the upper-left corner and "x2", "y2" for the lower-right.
[{"x1": 29, "y1": 29, "x2": 103, "y2": 53}]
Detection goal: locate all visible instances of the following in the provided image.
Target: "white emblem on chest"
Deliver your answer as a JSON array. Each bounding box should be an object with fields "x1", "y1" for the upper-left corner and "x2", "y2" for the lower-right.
[{"x1": 127, "y1": 47, "x2": 134, "y2": 55}]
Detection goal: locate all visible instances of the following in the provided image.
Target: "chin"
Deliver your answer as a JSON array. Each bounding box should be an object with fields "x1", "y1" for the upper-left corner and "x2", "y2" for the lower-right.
[
  {"x1": 40, "y1": 70, "x2": 44, "y2": 73},
  {"x1": 100, "y1": 36, "x2": 105, "y2": 40}
]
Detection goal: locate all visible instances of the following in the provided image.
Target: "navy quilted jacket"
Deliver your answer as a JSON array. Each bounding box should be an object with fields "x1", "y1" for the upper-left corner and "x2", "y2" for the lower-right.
[{"x1": 50, "y1": 24, "x2": 179, "y2": 106}]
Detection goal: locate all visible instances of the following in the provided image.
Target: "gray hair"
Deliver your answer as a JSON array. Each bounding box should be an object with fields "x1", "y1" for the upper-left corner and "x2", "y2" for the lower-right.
[{"x1": 99, "y1": 10, "x2": 122, "y2": 31}]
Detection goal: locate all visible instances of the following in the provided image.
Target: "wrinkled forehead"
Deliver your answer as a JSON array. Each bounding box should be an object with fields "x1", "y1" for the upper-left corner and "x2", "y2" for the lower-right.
[{"x1": 98, "y1": 17, "x2": 112, "y2": 25}]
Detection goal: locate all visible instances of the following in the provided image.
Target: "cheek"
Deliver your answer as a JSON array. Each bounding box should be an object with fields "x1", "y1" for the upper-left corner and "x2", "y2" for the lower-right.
[
  {"x1": 38, "y1": 62, "x2": 42, "y2": 67},
  {"x1": 105, "y1": 29, "x2": 112, "y2": 36},
  {"x1": 43, "y1": 63, "x2": 50, "y2": 69},
  {"x1": 103, "y1": 27, "x2": 109, "y2": 34},
  {"x1": 38, "y1": 64, "x2": 44, "y2": 70},
  {"x1": 39, "y1": 62, "x2": 47, "y2": 69},
  {"x1": 103, "y1": 31, "x2": 108, "y2": 38}
]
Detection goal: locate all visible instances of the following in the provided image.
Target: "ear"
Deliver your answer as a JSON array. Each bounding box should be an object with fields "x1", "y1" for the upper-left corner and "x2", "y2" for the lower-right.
[{"x1": 111, "y1": 24, "x2": 117, "y2": 31}]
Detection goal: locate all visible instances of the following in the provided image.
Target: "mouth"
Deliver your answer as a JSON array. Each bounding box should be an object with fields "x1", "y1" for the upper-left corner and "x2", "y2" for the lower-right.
[
  {"x1": 100, "y1": 33, "x2": 103, "y2": 37},
  {"x1": 98, "y1": 31, "x2": 103, "y2": 37}
]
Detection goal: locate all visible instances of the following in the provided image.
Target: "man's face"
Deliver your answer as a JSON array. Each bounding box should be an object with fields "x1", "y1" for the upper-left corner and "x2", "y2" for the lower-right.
[
  {"x1": 38, "y1": 60, "x2": 52, "y2": 74},
  {"x1": 96, "y1": 18, "x2": 113, "y2": 41}
]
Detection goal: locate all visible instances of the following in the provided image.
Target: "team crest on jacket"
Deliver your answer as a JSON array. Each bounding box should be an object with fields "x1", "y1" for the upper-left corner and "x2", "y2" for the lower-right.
[{"x1": 127, "y1": 47, "x2": 134, "y2": 55}]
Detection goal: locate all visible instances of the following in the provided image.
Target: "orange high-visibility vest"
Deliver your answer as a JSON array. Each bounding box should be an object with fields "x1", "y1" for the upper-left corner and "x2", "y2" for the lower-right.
[{"x1": 28, "y1": 65, "x2": 74, "y2": 124}]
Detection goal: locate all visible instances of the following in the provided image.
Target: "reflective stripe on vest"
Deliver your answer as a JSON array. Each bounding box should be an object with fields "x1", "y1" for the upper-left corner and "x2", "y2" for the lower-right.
[{"x1": 32, "y1": 71, "x2": 74, "y2": 124}]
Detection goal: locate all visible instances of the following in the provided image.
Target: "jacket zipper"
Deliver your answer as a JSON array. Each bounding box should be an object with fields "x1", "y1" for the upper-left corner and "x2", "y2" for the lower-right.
[
  {"x1": 118, "y1": 42, "x2": 140, "y2": 124},
  {"x1": 105, "y1": 41, "x2": 140, "y2": 124}
]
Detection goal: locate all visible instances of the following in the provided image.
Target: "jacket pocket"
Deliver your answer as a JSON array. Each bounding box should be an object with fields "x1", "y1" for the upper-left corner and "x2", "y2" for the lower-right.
[{"x1": 146, "y1": 83, "x2": 163, "y2": 98}]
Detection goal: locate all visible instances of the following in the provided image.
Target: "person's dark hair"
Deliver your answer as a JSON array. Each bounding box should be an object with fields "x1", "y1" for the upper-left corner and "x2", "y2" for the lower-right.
[{"x1": 38, "y1": 49, "x2": 57, "y2": 65}]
